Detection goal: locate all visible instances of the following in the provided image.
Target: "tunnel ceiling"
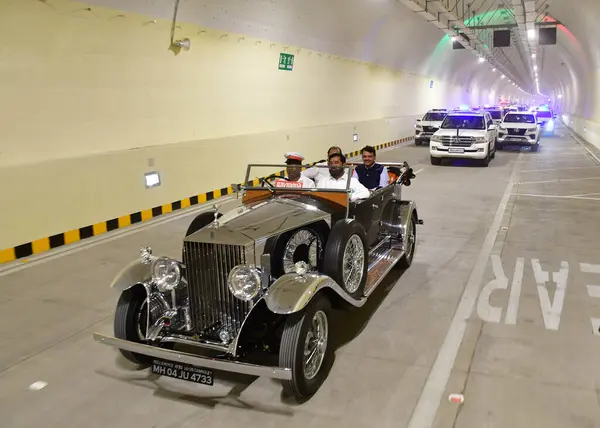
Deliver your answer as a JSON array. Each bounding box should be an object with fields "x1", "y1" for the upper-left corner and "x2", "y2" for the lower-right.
[{"x1": 82, "y1": 0, "x2": 596, "y2": 112}]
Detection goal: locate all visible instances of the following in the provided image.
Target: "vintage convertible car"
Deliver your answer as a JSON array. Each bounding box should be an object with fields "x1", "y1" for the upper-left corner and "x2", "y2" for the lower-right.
[{"x1": 93, "y1": 161, "x2": 422, "y2": 400}]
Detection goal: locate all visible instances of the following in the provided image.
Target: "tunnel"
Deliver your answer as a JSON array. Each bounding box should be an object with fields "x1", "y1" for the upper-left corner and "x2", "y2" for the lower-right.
[{"x1": 1, "y1": 0, "x2": 600, "y2": 426}]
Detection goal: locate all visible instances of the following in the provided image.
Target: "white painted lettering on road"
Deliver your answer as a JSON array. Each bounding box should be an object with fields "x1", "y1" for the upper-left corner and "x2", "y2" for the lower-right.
[
  {"x1": 505, "y1": 257, "x2": 525, "y2": 325},
  {"x1": 476, "y1": 255, "x2": 508, "y2": 323},
  {"x1": 581, "y1": 263, "x2": 600, "y2": 274},
  {"x1": 532, "y1": 259, "x2": 569, "y2": 331}
]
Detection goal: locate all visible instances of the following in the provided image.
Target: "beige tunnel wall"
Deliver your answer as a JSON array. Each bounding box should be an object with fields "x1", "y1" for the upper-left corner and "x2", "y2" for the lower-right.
[{"x1": 0, "y1": 0, "x2": 498, "y2": 252}]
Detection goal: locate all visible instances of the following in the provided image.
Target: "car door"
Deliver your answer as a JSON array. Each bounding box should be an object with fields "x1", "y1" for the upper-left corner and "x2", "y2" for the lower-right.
[{"x1": 486, "y1": 116, "x2": 496, "y2": 151}]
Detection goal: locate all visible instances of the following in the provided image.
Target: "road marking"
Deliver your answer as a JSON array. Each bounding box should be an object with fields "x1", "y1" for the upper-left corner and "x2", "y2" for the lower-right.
[
  {"x1": 591, "y1": 319, "x2": 600, "y2": 337},
  {"x1": 511, "y1": 193, "x2": 600, "y2": 202},
  {"x1": 0, "y1": 195, "x2": 237, "y2": 276},
  {"x1": 407, "y1": 153, "x2": 523, "y2": 428},
  {"x1": 568, "y1": 192, "x2": 600, "y2": 197},
  {"x1": 586, "y1": 285, "x2": 600, "y2": 299},
  {"x1": 521, "y1": 166, "x2": 600, "y2": 173},
  {"x1": 415, "y1": 168, "x2": 425, "y2": 174},
  {"x1": 532, "y1": 259, "x2": 569, "y2": 331},
  {"x1": 28, "y1": 381, "x2": 48, "y2": 391},
  {"x1": 477, "y1": 255, "x2": 508, "y2": 323},
  {"x1": 505, "y1": 257, "x2": 525, "y2": 325},
  {"x1": 517, "y1": 176, "x2": 600, "y2": 185},
  {"x1": 581, "y1": 263, "x2": 600, "y2": 274}
]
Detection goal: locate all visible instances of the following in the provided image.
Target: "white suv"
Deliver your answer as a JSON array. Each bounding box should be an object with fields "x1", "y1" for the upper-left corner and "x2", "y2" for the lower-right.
[
  {"x1": 497, "y1": 112, "x2": 540, "y2": 151},
  {"x1": 430, "y1": 111, "x2": 497, "y2": 167},
  {"x1": 414, "y1": 109, "x2": 448, "y2": 146}
]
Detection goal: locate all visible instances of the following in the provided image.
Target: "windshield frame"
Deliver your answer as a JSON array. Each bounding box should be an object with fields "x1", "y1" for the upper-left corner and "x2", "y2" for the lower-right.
[
  {"x1": 423, "y1": 112, "x2": 448, "y2": 122},
  {"x1": 243, "y1": 164, "x2": 354, "y2": 192},
  {"x1": 503, "y1": 113, "x2": 536, "y2": 124},
  {"x1": 441, "y1": 115, "x2": 486, "y2": 130}
]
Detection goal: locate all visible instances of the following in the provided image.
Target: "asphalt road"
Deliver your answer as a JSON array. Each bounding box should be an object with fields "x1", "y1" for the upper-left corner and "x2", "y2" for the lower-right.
[{"x1": 2, "y1": 124, "x2": 600, "y2": 428}]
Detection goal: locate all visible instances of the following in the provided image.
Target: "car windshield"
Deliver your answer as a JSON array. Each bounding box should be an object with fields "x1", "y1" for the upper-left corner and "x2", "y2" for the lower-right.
[
  {"x1": 243, "y1": 164, "x2": 354, "y2": 191},
  {"x1": 504, "y1": 114, "x2": 535, "y2": 123},
  {"x1": 441, "y1": 115, "x2": 485, "y2": 130},
  {"x1": 486, "y1": 110, "x2": 502, "y2": 119},
  {"x1": 423, "y1": 112, "x2": 447, "y2": 121},
  {"x1": 536, "y1": 111, "x2": 552, "y2": 118}
]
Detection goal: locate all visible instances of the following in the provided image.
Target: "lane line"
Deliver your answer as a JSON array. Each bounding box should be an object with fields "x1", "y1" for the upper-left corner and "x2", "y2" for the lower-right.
[
  {"x1": 0, "y1": 195, "x2": 237, "y2": 276},
  {"x1": 511, "y1": 193, "x2": 600, "y2": 202},
  {"x1": 521, "y1": 166, "x2": 600, "y2": 173},
  {"x1": 586, "y1": 285, "x2": 600, "y2": 299},
  {"x1": 581, "y1": 263, "x2": 600, "y2": 274},
  {"x1": 407, "y1": 153, "x2": 523, "y2": 428},
  {"x1": 568, "y1": 192, "x2": 600, "y2": 197},
  {"x1": 517, "y1": 176, "x2": 600, "y2": 185}
]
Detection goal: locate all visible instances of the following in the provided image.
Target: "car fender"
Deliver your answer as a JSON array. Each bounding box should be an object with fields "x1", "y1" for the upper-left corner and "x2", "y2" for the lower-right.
[
  {"x1": 110, "y1": 259, "x2": 151, "y2": 292},
  {"x1": 264, "y1": 272, "x2": 362, "y2": 314}
]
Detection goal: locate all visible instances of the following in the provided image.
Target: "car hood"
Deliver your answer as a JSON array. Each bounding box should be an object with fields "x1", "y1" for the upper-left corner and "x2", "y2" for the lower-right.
[
  {"x1": 433, "y1": 129, "x2": 486, "y2": 137},
  {"x1": 501, "y1": 122, "x2": 538, "y2": 129},
  {"x1": 184, "y1": 197, "x2": 331, "y2": 247}
]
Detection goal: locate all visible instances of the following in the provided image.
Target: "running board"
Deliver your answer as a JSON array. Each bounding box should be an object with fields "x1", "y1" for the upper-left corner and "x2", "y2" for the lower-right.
[{"x1": 363, "y1": 245, "x2": 405, "y2": 298}]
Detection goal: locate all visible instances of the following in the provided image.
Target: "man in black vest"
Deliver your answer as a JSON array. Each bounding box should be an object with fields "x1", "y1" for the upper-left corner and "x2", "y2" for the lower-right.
[{"x1": 355, "y1": 145, "x2": 389, "y2": 190}]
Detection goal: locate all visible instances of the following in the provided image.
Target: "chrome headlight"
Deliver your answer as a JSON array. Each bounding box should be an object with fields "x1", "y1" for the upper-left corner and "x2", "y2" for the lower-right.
[
  {"x1": 151, "y1": 257, "x2": 181, "y2": 291},
  {"x1": 474, "y1": 137, "x2": 486, "y2": 143},
  {"x1": 431, "y1": 135, "x2": 442, "y2": 142},
  {"x1": 228, "y1": 265, "x2": 261, "y2": 301}
]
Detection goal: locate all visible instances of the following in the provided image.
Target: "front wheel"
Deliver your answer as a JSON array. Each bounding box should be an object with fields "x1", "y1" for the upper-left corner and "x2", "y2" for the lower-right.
[
  {"x1": 430, "y1": 156, "x2": 442, "y2": 165},
  {"x1": 279, "y1": 294, "x2": 332, "y2": 400},
  {"x1": 114, "y1": 286, "x2": 155, "y2": 366}
]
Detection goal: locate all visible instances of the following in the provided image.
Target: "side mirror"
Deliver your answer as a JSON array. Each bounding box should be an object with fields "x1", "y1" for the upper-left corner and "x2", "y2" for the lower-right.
[{"x1": 416, "y1": 119, "x2": 422, "y2": 122}]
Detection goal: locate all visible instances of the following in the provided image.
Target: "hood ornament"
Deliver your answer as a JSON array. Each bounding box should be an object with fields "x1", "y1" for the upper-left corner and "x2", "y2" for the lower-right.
[{"x1": 211, "y1": 204, "x2": 221, "y2": 227}]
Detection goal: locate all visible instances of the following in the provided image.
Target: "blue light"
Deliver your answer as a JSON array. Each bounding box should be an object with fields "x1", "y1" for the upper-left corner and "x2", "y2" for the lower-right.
[{"x1": 458, "y1": 104, "x2": 470, "y2": 111}]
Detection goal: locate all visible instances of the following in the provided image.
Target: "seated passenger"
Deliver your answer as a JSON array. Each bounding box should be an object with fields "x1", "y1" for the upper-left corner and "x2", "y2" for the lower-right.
[
  {"x1": 302, "y1": 145, "x2": 343, "y2": 183},
  {"x1": 317, "y1": 152, "x2": 370, "y2": 201},
  {"x1": 355, "y1": 145, "x2": 389, "y2": 190},
  {"x1": 274, "y1": 152, "x2": 315, "y2": 188}
]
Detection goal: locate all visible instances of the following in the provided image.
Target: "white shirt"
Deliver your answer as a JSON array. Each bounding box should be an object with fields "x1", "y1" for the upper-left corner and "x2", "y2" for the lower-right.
[
  {"x1": 273, "y1": 175, "x2": 315, "y2": 188},
  {"x1": 316, "y1": 174, "x2": 370, "y2": 201},
  {"x1": 303, "y1": 161, "x2": 362, "y2": 181}
]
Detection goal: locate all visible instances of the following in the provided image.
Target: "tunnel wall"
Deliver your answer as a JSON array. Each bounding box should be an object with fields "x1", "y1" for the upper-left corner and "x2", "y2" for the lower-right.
[{"x1": 0, "y1": 0, "x2": 516, "y2": 260}]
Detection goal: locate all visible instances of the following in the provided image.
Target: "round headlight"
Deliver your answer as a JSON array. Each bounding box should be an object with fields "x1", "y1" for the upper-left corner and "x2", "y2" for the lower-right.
[
  {"x1": 151, "y1": 257, "x2": 181, "y2": 291},
  {"x1": 227, "y1": 265, "x2": 261, "y2": 302}
]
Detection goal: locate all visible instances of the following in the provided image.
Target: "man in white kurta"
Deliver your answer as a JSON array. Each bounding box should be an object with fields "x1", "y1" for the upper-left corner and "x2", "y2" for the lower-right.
[{"x1": 316, "y1": 152, "x2": 370, "y2": 202}]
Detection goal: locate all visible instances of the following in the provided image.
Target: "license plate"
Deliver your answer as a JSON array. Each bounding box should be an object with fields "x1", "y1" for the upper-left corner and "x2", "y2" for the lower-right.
[
  {"x1": 151, "y1": 358, "x2": 214, "y2": 385},
  {"x1": 508, "y1": 137, "x2": 521, "y2": 141},
  {"x1": 448, "y1": 148, "x2": 464, "y2": 153}
]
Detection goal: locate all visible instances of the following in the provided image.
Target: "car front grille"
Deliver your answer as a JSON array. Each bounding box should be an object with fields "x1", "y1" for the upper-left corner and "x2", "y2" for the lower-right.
[
  {"x1": 508, "y1": 128, "x2": 527, "y2": 135},
  {"x1": 440, "y1": 136, "x2": 475, "y2": 148},
  {"x1": 423, "y1": 126, "x2": 438, "y2": 133},
  {"x1": 183, "y1": 241, "x2": 251, "y2": 339}
]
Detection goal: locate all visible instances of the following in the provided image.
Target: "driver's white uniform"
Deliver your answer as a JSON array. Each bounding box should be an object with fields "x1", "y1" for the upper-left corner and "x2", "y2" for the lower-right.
[{"x1": 317, "y1": 174, "x2": 370, "y2": 201}]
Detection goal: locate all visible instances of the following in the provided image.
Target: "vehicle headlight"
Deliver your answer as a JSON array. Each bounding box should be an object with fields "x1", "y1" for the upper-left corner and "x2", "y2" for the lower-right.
[
  {"x1": 474, "y1": 137, "x2": 486, "y2": 143},
  {"x1": 151, "y1": 257, "x2": 181, "y2": 291},
  {"x1": 527, "y1": 128, "x2": 537, "y2": 133},
  {"x1": 431, "y1": 135, "x2": 442, "y2": 142},
  {"x1": 228, "y1": 265, "x2": 261, "y2": 301},
  {"x1": 546, "y1": 120, "x2": 554, "y2": 129}
]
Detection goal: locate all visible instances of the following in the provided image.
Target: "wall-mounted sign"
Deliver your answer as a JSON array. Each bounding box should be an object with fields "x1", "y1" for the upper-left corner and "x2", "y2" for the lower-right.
[{"x1": 279, "y1": 53, "x2": 294, "y2": 71}]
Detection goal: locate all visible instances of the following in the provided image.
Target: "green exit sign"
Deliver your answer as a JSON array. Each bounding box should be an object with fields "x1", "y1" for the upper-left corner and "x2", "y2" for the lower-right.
[{"x1": 278, "y1": 53, "x2": 294, "y2": 71}]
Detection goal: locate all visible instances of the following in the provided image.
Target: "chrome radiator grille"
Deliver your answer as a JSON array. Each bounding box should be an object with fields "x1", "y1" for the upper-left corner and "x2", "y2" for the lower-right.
[
  {"x1": 183, "y1": 241, "x2": 251, "y2": 338},
  {"x1": 440, "y1": 136, "x2": 475, "y2": 147}
]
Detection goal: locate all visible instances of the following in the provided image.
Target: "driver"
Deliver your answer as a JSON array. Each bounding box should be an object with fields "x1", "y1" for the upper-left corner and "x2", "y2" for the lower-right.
[
  {"x1": 317, "y1": 152, "x2": 370, "y2": 201},
  {"x1": 273, "y1": 152, "x2": 315, "y2": 188}
]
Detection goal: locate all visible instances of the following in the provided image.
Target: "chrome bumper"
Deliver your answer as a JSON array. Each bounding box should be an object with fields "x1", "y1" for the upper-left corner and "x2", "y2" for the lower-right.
[{"x1": 93, "y1": 333, "x2": 292, "y2": 381}]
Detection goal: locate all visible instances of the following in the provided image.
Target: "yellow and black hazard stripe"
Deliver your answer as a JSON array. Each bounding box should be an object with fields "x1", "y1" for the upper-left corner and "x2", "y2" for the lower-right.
[{"x1": 0, "y1": 135, "x2": 414, "y2": 264}]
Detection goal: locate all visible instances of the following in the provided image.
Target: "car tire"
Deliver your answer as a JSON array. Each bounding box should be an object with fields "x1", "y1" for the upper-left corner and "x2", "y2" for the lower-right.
[
  {"x1": 415, "y1": 139, "x2": 422, "y2": 146},
  {"x1": 279, "y1": 293, "x2": 333, "y2": 401},
  {"x1": 531, "y1": 143, "x2": 539, "y2": 152},
  {"x1": 114, "y1": 285, "x2": 167, "y2": 366},
  {"x1": 481, "y1": 148, "x2": 490, "y2": 167},
  {"x1": 323, "y1": 219, "x2": 368, "y2": 300},
  {"x1": 430, "y1": 156, "x2": 442, "y2": 165},
  {"x1": 396, "y1": 211, "x2": 417, "y2": 269},
  {"x1": 497, "y1": 142, "x2": 504, "y2": 151}
]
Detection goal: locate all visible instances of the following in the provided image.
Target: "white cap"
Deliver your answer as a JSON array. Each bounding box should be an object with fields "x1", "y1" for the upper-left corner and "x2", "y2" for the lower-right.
[{"x1": 284, "y1": 152, "x2": 304, "y2": 162}]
